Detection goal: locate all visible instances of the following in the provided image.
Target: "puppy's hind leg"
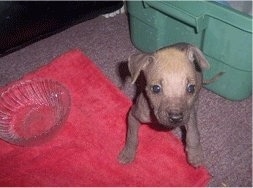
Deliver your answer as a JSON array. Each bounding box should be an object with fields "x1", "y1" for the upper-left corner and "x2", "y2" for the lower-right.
[{"x1": 118, "y1": 108, "x2": 141, "y2": 164}]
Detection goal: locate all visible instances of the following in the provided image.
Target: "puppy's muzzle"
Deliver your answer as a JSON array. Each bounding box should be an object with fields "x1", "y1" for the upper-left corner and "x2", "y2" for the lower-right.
[{"x1": 168, "y1": 112, "x2": 183, "y2": 124}]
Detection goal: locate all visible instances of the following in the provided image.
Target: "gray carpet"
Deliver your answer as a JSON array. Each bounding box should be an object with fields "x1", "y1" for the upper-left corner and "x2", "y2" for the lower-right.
[{"x1": 0, "y1": 14, "x2": 252, "y2": 187}]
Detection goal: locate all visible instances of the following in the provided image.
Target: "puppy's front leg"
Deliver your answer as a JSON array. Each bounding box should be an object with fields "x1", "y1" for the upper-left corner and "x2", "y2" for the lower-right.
[
  {"x1": 118, "y1": 108, "x2": 141, "y2": 164},
  {"x1": 185, "y1": 106, "x2": 203, "y2": 167}
]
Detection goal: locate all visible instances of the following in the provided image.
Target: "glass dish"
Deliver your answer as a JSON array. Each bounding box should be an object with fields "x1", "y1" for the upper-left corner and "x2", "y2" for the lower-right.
[{"x1": 0, "y1": 79, "x2": 71, "y2": 146}]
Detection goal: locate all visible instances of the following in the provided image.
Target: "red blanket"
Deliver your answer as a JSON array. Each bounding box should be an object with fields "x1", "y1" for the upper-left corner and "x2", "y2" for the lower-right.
[{"x1": 0, "y1": 49, "x2": 210, "y2": 186}]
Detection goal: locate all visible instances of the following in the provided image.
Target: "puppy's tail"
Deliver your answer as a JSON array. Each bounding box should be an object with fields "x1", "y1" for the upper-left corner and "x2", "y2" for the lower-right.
[{"x1": 203, "y1": 72, "x2": 224, "y2": 85}]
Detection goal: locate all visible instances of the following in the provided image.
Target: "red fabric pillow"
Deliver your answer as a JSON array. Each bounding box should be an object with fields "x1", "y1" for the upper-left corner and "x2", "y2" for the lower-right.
[{"x1": 0, "y1": 49, "x2": 210, "y2": 186}]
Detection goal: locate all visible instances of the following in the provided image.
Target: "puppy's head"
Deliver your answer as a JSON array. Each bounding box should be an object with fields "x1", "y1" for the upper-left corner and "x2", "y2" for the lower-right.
[{"x1": 128, "y1": 43, "x2": 209, "y2": 128}]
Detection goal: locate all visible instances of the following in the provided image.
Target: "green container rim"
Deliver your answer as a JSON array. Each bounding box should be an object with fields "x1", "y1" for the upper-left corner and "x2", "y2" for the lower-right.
[{"x1": 144, "y1": 1, "x2": 252, "y2": 33}]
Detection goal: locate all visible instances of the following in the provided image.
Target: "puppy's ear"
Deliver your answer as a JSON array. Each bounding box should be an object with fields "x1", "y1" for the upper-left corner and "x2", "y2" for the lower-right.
[
  {"x1": 187, "y1": 45, "x2": 210, "y2": 72},
  {"x1": 128, "y1": 53, "x2": 155, "y2": 84}
]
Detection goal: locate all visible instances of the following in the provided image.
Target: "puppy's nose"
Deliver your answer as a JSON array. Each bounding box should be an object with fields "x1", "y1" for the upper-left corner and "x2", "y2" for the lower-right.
[{"x1": 169, "y1": 112, "x2": 183, "y2": 123}]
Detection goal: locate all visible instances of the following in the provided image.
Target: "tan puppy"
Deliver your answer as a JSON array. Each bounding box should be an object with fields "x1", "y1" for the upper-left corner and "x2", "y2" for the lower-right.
[{"x1": 118, "y1": 43, "x2": 213, "y2": 167}]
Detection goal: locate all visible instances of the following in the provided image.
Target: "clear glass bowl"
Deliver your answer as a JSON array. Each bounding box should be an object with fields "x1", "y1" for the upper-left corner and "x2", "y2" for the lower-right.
[{"x1": 0, "y1": 79, "x2": 71, "y2": 146}]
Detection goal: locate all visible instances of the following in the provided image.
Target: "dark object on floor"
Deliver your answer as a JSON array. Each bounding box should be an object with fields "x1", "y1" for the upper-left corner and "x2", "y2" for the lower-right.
[{"x1": 0, "y1": 1, "x2": 123, "y2": 56}]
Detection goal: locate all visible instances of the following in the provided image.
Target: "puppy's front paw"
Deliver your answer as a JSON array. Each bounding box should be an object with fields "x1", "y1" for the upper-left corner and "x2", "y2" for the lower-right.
[
  {"x1": 118, "y1": 147, "x2": 136, "y2": 164},
  {"x1": 186, "y1": 145, "x2": 203, "y2": 167}
]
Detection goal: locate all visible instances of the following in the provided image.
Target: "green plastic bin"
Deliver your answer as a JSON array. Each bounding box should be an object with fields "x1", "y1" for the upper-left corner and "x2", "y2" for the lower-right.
[{"x1": 127, "y1": 1, "x2": 252, "y2": 101}]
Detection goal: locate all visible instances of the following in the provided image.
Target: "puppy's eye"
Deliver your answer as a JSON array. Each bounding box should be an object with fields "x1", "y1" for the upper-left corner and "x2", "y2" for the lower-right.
[
  {"x1": 187, "y1": 84, "x2": 195, "y2": 94},
  {"x1": 151, "y1": 85, "x2": 161, "y2": 94}
]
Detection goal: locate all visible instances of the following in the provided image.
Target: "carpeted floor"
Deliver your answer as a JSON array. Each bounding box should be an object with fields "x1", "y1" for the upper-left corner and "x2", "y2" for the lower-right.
[{"x1": 0, "y1": 13, "x2": 252, "y2": 187}]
